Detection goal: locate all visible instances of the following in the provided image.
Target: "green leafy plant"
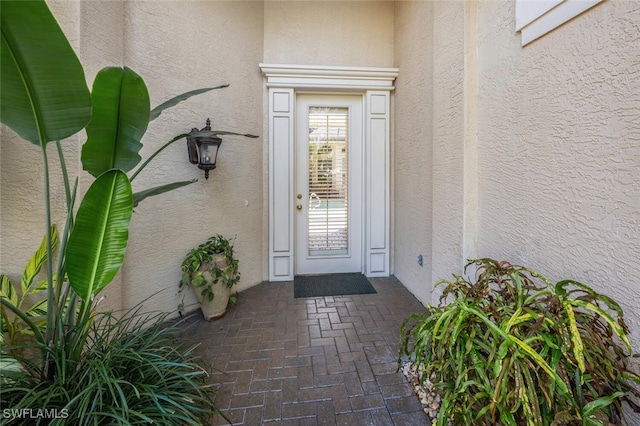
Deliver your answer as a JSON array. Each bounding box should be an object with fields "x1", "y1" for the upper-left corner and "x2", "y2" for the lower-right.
[
  {"x1": 179, "y1": 234, "x2": 240, "y2": 314},
  {"x1": 1, "y1": 228, "x2": 57, "y2": 347},
  {"x1": 400, "y1": 258, "x2": 640, "y2": 426},
  {"x1": 0, "y1": 0, "x2": 255, "y2": 419},
  {"x1": 1, "y1": 306, "x2": 225, "y2": 425}
]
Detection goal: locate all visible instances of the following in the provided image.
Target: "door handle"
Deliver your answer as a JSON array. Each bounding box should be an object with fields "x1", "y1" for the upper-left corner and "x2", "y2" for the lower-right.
[{"x1": 297, "y1": 204, "x2": 302, "y2": 210}]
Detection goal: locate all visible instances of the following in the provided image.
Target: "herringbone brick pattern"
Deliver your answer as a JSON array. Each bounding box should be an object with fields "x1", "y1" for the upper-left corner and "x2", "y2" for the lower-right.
[{"x1": 177, "y1": 277, "x2": 428, "y2": 425}]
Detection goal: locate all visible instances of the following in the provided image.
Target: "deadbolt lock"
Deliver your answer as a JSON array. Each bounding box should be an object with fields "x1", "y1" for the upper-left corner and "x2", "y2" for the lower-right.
[{"x1": 297, "y1": 194, "x2": 302, "y2": 199}]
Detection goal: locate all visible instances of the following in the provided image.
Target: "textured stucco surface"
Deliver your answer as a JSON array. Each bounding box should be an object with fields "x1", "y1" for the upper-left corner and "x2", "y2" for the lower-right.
[
  {"x1": 78, "y1": 1, "x2": 127, "y2": 311},
  {"x1": 115, "y1": 1, "x2": 265, "y2": 313},
  {"x1": 476, "y1": 0, "x2": 640, "y2": 352},
  {"x1": 392, "y1": 1, "x2": 434, "y2": 304},
  {"x1": 1, "y1": 0, "x2": 397, "y2": 318},
  {"x1": 0, "y1": 1, "x2": 83, "y2": 302},
  {"x1": 392, "y1": 0, "x2": 640, "y2": 362},
  {"x1": 430, "y1": 1, "x2": 467, "y2": 298},
  {"x1": 263, "y1": 1, "x2": 394, "y2": 67},
  {"x1": 391, "y1": 3, "x2": 639, "y2": 418},
  {"x1": 1, "y1": 1, "x2": 265, "y2": 317}
]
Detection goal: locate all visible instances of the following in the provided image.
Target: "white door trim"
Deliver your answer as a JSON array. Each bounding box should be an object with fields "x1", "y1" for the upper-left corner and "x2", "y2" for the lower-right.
[{"x1": 261, "y1": 64, "x2": 398, "y2": 281}]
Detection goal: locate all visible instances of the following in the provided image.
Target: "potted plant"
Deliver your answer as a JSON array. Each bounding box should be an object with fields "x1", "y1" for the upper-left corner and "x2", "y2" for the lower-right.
[
  {"x1": 400, "y1": 258, "x2": 640, "y2": 426},
  {"x1": 179, "y1": 234, "x2": 240, "y2": 320}
]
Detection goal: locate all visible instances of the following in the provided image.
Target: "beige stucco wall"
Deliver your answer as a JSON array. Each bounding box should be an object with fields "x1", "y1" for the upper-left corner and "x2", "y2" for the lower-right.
[
  {"x1": 263, "y1": 1, "x2": 394, "y2": 67},
  {"x1": 393, "y1": 1, "x2": 476, "y2": 304},
  {"x1": 475, "y1": 0, "x2": 640, "y2": 352},
  {"x1": 393, "y1": 0, "x2": 640, "y2": 363},
  {"x1": 0, "y1": 1, "x2": 85, "y2": 304},
  {"x1": 77, "y1": 1, "x2": 127, "y2": 311},
  {"x1": 0, "y1": 1, "x2": 265, "y2": 317},
  {"x1": 392, "y1": 1, "x2": 434, "y2": 304},
  {"x1": 115, "y1": 1, "x2": 265, "y2": 313},
  {"x1": 1, "y1": 0, "x2": 397, "y2": 318}
]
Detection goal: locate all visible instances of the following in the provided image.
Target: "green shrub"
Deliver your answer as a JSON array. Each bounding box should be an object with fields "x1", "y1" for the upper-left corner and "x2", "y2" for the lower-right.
[
  {"x1": 1, "y1": 307, "x2": 223, "y2": 425},
  {"x1": 400, "y1": 258, "x2": 640, "y2": 425}
]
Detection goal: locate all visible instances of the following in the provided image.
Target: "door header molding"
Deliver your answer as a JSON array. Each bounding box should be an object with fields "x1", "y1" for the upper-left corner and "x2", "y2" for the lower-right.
[{"x1": 259, "y1": 64, "x2": 398, "y2": 91}]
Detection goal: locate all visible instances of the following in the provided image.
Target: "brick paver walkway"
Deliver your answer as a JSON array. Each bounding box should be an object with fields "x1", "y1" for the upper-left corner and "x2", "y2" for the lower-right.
[{"x1": 177, "y1": 276, "x2": 428, "y2": 425}]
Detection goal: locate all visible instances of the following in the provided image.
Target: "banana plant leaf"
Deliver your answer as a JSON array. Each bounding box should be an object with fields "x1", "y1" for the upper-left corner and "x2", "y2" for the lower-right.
[
  {"x1": 133, "y1": 180, "x2": 197, "y2": 207},
  {"x1": 82, "y1": 67, "x2": 150, "y2": 177},
  {"x1": 0, "y1": 0, "x2": 91, "y2": 145},
  {"x1": 66, "y1": 170, "x2": 133, "y2": 300},
  {"x1": 149, "y1": 85, "x2": 229, "y2": 122}
]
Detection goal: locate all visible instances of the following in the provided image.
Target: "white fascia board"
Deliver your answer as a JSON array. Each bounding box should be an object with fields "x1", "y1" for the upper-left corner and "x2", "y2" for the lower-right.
[
  {"x1": 516, "y1": 0, "x2": 564, "y2": 31},
  {"x1": 259, "y1": 64, "x2": 399, "y2": 91},
  {"x1": 518, "y1": 0, "x2": 605, "y2": 46}
]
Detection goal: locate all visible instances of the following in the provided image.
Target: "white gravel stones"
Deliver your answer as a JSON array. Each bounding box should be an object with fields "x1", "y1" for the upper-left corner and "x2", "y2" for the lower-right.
[{"x1": 401, "y1": 361, "x2": 442, "y2": 424}]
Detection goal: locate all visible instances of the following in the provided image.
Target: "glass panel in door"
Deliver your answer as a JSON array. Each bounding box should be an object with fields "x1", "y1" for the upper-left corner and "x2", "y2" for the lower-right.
[
  {"x1": 295, "y1": 94, "x2": 362, "y2": 275},
  {"x1": 307, "y1": 107, "x2": 349, "y2": 256}
]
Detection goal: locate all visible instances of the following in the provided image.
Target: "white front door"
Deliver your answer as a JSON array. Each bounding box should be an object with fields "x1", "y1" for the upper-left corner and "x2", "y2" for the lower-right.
[{"x1": 295, "y1": 94, "x2": 363, "y2": 275}]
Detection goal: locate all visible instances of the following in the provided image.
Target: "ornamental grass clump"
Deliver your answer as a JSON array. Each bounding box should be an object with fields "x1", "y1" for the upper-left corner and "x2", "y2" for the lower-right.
[
  {"x1": 400, "y1": 258, "x2": 640, "y2": 426},
  {"x1": 1, "y1": 307, "x2": 223, "y2": 425}
]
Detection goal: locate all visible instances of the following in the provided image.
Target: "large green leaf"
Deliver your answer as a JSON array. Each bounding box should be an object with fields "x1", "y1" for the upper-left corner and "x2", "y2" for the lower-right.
[
  {"x1": 149, "y1": 85, "x2": 229, "y2": 122},
  {"x1": 133, "y1": 180, "x2": 197, "y2": 207},
  {"x1": 82, "y1": 67, "x2": 150, "y2": 177},
  {"x1": 66, "y1": 170, "x2": 133, "y2": 300},
  {"x1": 0, "y1": 0, "x2": 91, "y2": 145}
]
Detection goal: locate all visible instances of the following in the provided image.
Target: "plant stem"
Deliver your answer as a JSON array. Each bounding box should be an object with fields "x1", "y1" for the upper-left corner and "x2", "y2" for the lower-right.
[
  {"x1": 56, "y1": 141, "x2": 72, "y2": 208},
  {"x1": 0, "y1": 298, "x2": 44, "y2": 344},
  {"x1": 129, "y1": 133, "x2": 189, "y2": 181},
  {"x1": 41, "y1": 144, "x2": 55, "y2": 379},
  {"x1": 54, "y1": 178, "x2": 77, "y2": 305}
]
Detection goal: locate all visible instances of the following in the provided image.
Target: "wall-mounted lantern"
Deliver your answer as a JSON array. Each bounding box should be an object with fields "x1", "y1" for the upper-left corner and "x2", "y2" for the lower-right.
[{"x1": 186, "y1": 118, "x2": 222, "y2": 179}]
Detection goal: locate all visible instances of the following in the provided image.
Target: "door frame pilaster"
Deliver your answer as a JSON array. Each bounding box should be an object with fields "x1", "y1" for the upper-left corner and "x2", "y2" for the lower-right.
[{"x1": 260, "y1": 64, "x2": 398, "y2": 281}]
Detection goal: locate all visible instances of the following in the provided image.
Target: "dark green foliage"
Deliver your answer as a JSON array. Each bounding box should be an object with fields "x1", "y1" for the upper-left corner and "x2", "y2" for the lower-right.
[
  {"x1": 1, "y1": 308, "x2": 223, "y2": 425},
  {"x1": 400, "y1": 258, "x2": 640, "y2": 426}
]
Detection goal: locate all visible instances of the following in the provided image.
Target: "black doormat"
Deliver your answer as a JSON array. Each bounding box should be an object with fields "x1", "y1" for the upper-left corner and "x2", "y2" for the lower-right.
[{"x1": 294, "y1": 273, "x2": 377, "y2": 298}]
